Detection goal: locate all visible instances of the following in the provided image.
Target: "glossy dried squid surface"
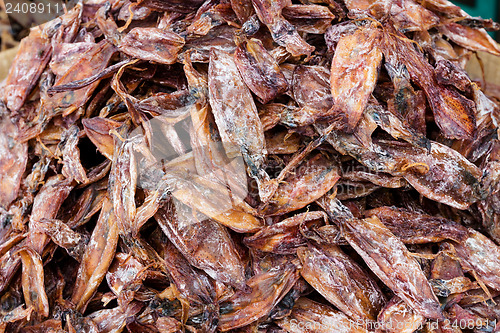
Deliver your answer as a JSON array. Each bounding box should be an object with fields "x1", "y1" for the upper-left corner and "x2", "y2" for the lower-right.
[{"x1": 0, "y1": 0, "x2": 499, "y2": 332}]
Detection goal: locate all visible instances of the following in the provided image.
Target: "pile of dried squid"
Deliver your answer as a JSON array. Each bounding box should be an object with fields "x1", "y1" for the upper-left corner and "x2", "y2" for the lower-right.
[{"x1": 1, "y1": 0, "x2": 500, "y2": 332}]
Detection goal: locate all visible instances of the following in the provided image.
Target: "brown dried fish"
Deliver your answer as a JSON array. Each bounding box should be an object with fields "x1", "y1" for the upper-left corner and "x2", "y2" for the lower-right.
[
  {"x1": 377, "y1": 296, "x2": 425, "y2": 333},
  {"x1": 3, "y1": 0, "x2": 83, "y2": 112},
  {"x1": 17, "y1": 247, "x2": 49, "y2": 318},
  {"x1": 159, "y1": 241, "x2": 218, "y2": 332},
  {"x1": 45, "y1": 40, "x2": 116, "y2": 117},
  {"x1": 454, "y1": 230, "x2": 500, "y2": 291},
  {"x1": 244, "y1": 211, "x2": 327, "y2": 253},
  {"x1": 234, "y1": 38, "x2": 288, "y2": 104},
  {"x1": 57, "y1": 125, "x2": 88, "y2": 183},
  {"x1": 259, "y1": 152, "x2": 340, "y2": 215},
  {"x1": 286, "y1": 65, "x2": 335, "y2": 127},
  {"x1": 0, "y1": 108, "x2": 28, "y2": 209},
  {"x1": 218, "y1": 261, "x2": 298, "y2": 331},
  {"x1": 87, "y1": 301, "x2": 143, "y2": 333},
  {"x1": 106, "y1": 253, "x2": 145, "y2": 301},
  {"x1": 376, "y1": 140, "x2": 483, "y2": 210},
  {"x1": 439, "y1": 23, "x2": 500, "y2": 56},
  {"x1": 366, "y1": 206, "x2": 469, "y2": 244},
  {"x1": 155, "y1": 199, "x2": 247, "y2": 290},
  {"x1": 0, "y1": 0, "x2": 499, "y2": 330},
  {"x1": 282, "y1": 4, "x2": 335, "y2": 34},
  {"x1": 208, "y1": 48, "x2": 270, "y2": 201},
  {"x1": 27, "y1": 175, "x2": 74, "y2": 255},
  {"x1": 71, "y1": 198, "x2": 119, "y2": 312},
  {"x1": 252, "y1": 0, "x2": 315, "y2": 57},
  {"x1": 337, "y1": 210, "x2": 443, "y2": 319},
  {"x1": 108, "y1": 134, "x2": 142, "y2": 235},
  {"x1": 82, "y1": 117, "x2": 123, "y2": 160},
  {"x1": 171, "y1": 173, "x2": 263, "y2": 232},
  {"x1": 330, "y1": 25, "x2": 383, "y2": 131},
  {"x1": 3, "y1": 26, "x2": 50, "y2": 112},
  {"x1": 297, "y1": 241, "x2": 386, "y2": 321},
  {"x1": 276, "y1": 298, "x2": 369, "y2": 333},
  {"x1": 37, "y1": 218, "x2": 89, "y2": 262},
  {"x1": 382, "y1": 26, "x2": 476, "y2": 139},
  {"x1": 119, "y1": 28, "x2": 185, "y2": 64}
]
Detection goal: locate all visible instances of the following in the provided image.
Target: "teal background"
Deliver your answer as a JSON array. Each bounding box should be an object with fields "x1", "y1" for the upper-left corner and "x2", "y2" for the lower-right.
[
  {"x1": 452, "y1": 0, "x2": 498, "y2": 20},
  {"x1": 452, "y1": 0, "x2": 498, "y2": 39}
]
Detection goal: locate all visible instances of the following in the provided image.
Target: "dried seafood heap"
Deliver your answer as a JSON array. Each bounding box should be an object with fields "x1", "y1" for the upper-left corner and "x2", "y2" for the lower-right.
[{"x1": 1, "y1": 0, "x2": 500, "y2": 332}]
